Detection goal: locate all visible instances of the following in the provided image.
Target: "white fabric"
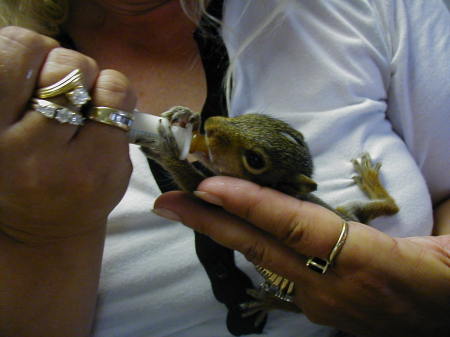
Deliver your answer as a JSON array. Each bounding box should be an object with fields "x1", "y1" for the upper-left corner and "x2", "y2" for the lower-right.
[{"x1": 93, "y1": 1, "x2": 450, "y2": 336}]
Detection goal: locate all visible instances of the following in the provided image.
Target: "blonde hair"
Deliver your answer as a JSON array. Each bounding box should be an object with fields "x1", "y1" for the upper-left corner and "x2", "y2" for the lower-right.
[
  {"x1": 0, "y1": 0, "x2": 68, "y2": 36},
  {"x1": 0, "y1": 0, "x2": 210, "y2": 36}
]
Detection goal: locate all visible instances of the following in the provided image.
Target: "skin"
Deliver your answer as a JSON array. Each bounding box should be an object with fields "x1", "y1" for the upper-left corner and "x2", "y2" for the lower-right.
[
  {"x1": 434, "y1": 199, "x2": 450, "y2": 235},
  {"x1": 0, "y1": 25, "x2": 135, "y2": 336},
  {"x1": 154, "y1": 177, "x2": 450, "y2": 337},
  {"x1": 1, "y1": 1, "x2": 449, "y2": 336},
  {"x1": 65, "y1": 0, "x2": 206, "y2": 115},
  {"x1": 0, "y1": 1, "x2": 204, "y2": 336}
]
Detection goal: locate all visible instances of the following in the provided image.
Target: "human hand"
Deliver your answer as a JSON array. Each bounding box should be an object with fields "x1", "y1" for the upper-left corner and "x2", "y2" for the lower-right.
[
  {"x1": 154, "y1": 176, "x2": 450, "y2": 337},
  {"x1": 0, "y1": 26, "x2": 135, "y2": 243}
]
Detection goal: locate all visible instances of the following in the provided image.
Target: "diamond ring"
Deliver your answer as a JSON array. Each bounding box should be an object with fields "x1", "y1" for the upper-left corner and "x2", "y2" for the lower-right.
[
  {"x1": 35, "y1": 68, "x2": 91, "y2": 108},
  {"x1": 87, "y1": 106, "x2": 134, "y2": 131},
  {"x1": 31, "y1": 98, "x2": 85, "y2": 126}
]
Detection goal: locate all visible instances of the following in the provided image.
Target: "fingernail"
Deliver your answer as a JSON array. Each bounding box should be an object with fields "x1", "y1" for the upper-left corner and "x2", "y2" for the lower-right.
[
  {"x1": 193, "y1": 191, "x2": 223, "y2": 206},
  {"x1": 152, "y1": 208, "x2": 182, "y2": 222}
]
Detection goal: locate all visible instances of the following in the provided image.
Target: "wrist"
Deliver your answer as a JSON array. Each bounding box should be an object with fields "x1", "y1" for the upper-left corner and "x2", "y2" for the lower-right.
[
  {"x1": 0, "y1": 217, "x2": 108, "y2": 245},
  {"x1": 0, "y1": 221, "x2": 106, "y2": 337},
  {"x1": 392, "y1": 237, "x2": 450, "y2": 336}
]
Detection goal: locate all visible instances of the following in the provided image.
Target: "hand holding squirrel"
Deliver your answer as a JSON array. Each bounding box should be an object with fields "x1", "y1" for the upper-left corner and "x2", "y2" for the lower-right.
[
  {"x1": 142, "y1": 107, "x2": 405, "y2": 319},
  {"x1": 145, "y1": 107, "x2": 449, "y2": 336}
]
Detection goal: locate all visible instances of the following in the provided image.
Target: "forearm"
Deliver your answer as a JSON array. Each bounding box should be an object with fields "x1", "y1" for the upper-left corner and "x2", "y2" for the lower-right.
[
  {"x1": 0, "y1": 224, "x2": 106, "y2": 337},
  {"x1": 433, "y1": 197, "x2": 450, "y2": 235}
]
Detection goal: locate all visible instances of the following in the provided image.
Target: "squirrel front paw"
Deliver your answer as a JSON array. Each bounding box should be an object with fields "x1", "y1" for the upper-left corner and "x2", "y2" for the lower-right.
[
  {"x1": 139, "y1": 118, "x2": 181, "y2": 163},
  {"x1": 161, "y1": 106, "x2": 200, "y2": 130}
]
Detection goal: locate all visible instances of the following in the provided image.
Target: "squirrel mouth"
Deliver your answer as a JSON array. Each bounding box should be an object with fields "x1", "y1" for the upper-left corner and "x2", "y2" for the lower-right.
[
  {"x1": 190, "y1": 132, "x2": 208, "y2": 154},
  {"x1": 189, "y1": 132, "x2": 216, "y2": 168}
]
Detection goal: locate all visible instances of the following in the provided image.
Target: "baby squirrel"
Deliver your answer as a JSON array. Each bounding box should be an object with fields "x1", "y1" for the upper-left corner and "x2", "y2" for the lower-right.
[
  {"x1": 140, "y1": 106, "x2": 398, "y2": 223},
  {"x1": 138, "y1": 106, "x2": 399, "y2": 318}
]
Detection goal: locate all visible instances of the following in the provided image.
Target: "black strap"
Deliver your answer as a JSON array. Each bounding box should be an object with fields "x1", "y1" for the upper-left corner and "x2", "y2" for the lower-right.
[
  {"x1": 148, "y1": 0, "x2": 267, "y2": 334},
  {"x1": 193, "y1": 0, "x2": 229, "y2": 133}
]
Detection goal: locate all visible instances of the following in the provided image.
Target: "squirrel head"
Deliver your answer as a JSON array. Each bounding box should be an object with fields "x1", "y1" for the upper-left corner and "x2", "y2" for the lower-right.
[{"x1": 190, "y1": 114, "x2": 317, "y2": 196}]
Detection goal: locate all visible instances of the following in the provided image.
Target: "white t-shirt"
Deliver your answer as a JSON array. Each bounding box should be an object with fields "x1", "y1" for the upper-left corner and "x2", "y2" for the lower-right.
[{"x1": 93, "y1": 1, "x2": 450, "y2": 336}]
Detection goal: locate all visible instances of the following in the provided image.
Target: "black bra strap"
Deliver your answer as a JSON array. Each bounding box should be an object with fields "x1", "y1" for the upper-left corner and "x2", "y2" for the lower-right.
[{"x1": 149, "y1": 0, "x2": 267, "y2": 334}]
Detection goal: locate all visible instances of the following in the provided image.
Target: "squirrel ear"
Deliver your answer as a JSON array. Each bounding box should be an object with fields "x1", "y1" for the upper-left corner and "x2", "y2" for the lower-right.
[{"x1": 294, "y1": 174, "x2": 317, "y2": 194}]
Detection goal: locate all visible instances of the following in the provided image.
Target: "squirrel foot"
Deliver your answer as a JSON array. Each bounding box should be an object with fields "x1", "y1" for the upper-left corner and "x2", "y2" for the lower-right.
[
  {"x1": 351, "y1": 153, "x2": 384, "y2": 200},
  {"x1": 240, "y1": 287, "x2": 300, "y2": 327},
  {"x1": 336, "y1": 153, "x2": 399, "y2": 223}
]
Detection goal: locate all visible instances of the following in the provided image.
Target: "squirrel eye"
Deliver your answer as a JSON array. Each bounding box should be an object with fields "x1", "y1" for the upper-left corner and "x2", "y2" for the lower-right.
[{"x1": 243, "y1": 149, "x2": 268, "y2": 174}]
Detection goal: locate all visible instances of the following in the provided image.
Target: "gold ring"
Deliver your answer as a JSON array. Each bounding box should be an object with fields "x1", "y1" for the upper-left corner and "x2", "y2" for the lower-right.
[
  {"x1": 306, "y1": 220, "x2": 349, "y2": 274},
  {"x1": 31, "y1": 98, "x2": 84, "y2": 126},
  {"x1": 87, "y1": 106, "x2": 134, "y2": 131},
  {"x1": 35, "y1": 69, "x2": 91, "y2": 108}
]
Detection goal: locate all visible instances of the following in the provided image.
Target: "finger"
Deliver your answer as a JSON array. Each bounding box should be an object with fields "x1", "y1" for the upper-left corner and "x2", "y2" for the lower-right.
[
  {"x1": 154, "y1": 180, "x2": 398, "y2": 297},
  {"x1": 196, "y1": 177, "x2": 401, "y2": 275},
  {"x1": 0, "y1": 26, "x2": 58, "y2": 128},
  {"x1": 71, "y1": 69, "x2": 136, "y2": 180},
  {"x1": 37, "y1": 47, "x2": 98, "y2": 88},
  {"x1": 10, "y1": 48, "x2": 99, "y2": 143},
  {"x1": 154, "y1": 191, "x2": 309, "y2": 282},
  {"x1": 34, "y1": 47, "x2": 98, "y2": 135},
  {"x1": 194, "y1": 176, "x2": 345, "y2": 260},
  {"x1": 75, "y1": 69, "x2": 136, "y2": 149}
]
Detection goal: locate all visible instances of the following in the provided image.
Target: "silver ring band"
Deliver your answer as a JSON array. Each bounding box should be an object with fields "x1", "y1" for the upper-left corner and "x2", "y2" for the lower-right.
[{"x1": 32, "y1": 98, "x2": 84, "y2": 126}]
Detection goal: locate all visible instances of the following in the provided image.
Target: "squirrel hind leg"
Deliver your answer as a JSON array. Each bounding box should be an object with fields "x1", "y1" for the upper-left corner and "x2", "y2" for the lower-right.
[
  {"x1": 240, "y1": 287, "x2": 300, "y2": 326},
  {"x1": 238, "y1": 267, "x2": 300, "y2": 323},
  {"x1": 336, "y1": 153, "x2": 399, "y2": 224},
  {"x1": 337, "y1": 200, "x2": 399, "y2": 224}
]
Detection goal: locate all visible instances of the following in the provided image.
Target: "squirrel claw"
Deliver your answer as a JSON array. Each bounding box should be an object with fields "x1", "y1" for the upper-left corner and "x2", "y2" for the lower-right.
[
  {"x1": 138, "y1": 118, "x2": 181, "y2": 163},
  {"x1": 161, "y1": 106, "x2": 200, "y2": 129},
  {"x1": 351, "y1": 153, "x2": 388, "y2": 200},
  {"x1": 157, "y1": 120, "x2": 181, "y2": 159}
]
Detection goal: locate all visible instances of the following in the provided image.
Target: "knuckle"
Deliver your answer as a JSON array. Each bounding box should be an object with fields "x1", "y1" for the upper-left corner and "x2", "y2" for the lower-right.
[
  {"x1": 279, "y1": 203, "x2": 325, "y2": 254},
  {"x1": 41, "y1": 47, "x2": 98, "y2": 86},
  {"x1": 242, "y1": 240, "x2": 268, "y2": 266},
  {"x1": 0, "y1": 27, "x2": 57, "y2": 102},
  {"x1": 0, "y1": 26, "x2": 57, "y2": 51},
  {"x1": 0, "y1": 27, "x2": 58, "y2": 78},
  {"x1": 276, "y1": 201, "x2": 316, "y2": 250},
  {"x1": 279, "y1": 212, "x2": 306, "y2": 247},
  {"x1": 93, "y1": 69, "x2": 134, "y2": 107},
  {"x1": 96, "y1": 69, "x2": 130, "y2": 94},
  {"x1": 46, "y1": 47, "x2": 93, "y2": 67}
]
